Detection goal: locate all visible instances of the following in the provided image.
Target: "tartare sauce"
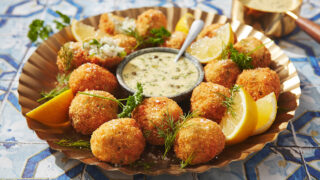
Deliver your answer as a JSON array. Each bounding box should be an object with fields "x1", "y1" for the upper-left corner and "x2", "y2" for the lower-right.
[
  {"x1": 240, "y1": 0, "x2": 300, "y2": 12},
  {"x1": 122, "y1": 52, "x2": 199, "y2": 97}
]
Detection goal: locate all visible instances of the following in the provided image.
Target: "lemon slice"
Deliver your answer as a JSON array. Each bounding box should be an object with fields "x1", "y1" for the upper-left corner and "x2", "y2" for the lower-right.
[
  {"x1": 175, "y1": 13, "x2": 194, "y2": 34},
  {"x1": 220, "y1": 87, "x2": 257, "y2": 145},
  {"x1": 187, "y1": 23, "x2": 234, "y2": 63},
  {"x1": 71, "y1": 20, "x2": 109, "y2": 42},
  {"x1": 252, "y1": 92, "x2": 277, "y2": 135},
  {"x1": 26, "y1": 89, "x2": 74, "y2": 126}
]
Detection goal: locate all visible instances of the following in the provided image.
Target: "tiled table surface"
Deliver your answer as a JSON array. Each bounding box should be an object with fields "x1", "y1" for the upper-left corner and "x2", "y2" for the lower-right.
[{"x1": 0, "y1": 0, "x2": 320, "y2": 179}]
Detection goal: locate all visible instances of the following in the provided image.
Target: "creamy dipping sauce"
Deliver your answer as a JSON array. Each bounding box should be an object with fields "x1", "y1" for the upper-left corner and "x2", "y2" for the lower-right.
[
  {"x1": 122, "y1": 52, "x2": 199, "y2": 97},
  {"x1": 240, "y1": 0, "x2": 300, "y2": 12}
]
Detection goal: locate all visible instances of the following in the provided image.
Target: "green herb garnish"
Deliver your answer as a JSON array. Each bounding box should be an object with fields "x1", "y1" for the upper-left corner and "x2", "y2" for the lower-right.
[
  {"x1": 155, "y1": 111, "x2": 198, "y2": 159},
  {"x1": 125, "y1": 27, "x2": 171, "y2": 49},
  {"x1": 180, "y1": 153, "x2": 194, "y2": 169},
  {"x1": 58, "y1": 43, "x2": 74, "y2": 71},
  {"x1": 53, "y1": 10, "x2": 71, "y2": 30},
  {"x1": 28, "y1": 11, "x2": 70, "y2": 43},
  {"x1": 56, "y1": 139, "x2": 90, "y2": 149},
  {"x1": 221, "y1": 85, "x2": 241, "y2": 118},
  {"x1": 78, "y1": 83, "x2": 144, "y2": 118},
  {"x1": 89, "y1": 39, "x2": 102, "y2": 48},
  {"x1": 228, "y1": 44, "x2": 254, "y2": 70},
  {"x1": 28, "y1": 19, "x2": 53, "y2": 43},
  {"x1": 37, "y1": 73, "x2": 70, "y2": 102}
]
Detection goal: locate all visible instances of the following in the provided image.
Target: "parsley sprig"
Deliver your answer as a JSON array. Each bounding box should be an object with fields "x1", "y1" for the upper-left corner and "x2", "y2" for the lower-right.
[
  {"x1": 56, "y1": 139, "x2": 90, "y2": 149},
  {"x1": 28, "y1": 11, "x2": 70, "y2": 43},
  {"x1": 78, "y1": 83, "x2": 144, "y2": 118},
  {"x1": 125, "y1": 27, "x2": 171, "y2": 49},
  {"x1": 155, "y1": 111, "x2": 198, "y2": 159},
  {"x1": 37, "y1": 73, "x2": 70, "y2": 102}
]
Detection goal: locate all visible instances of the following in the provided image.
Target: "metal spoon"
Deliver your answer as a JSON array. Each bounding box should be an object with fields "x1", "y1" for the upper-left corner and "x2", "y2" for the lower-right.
[{"x1": 174, "y1": 19, "x2": 204, "y2": 62}]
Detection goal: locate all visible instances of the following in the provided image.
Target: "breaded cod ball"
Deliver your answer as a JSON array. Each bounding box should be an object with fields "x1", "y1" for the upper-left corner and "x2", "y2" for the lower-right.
[
  {"x1": 69, "y1": 90, "x2": 118, "y2": 135},
  {"x1": 162, "y1": 31, "x2": 187, "y2": 49},
  {"x1": 174, "y1": 118, "x2": 225, "y2": 165},
  {"x1": 57, "y1": 37, "x2": 126, "y2": 72},
  {"x1": 136, "y1": 9, "x2": 167, "y2": 37},
  {"x1": 91, "y1": 118, "x2": 145, "y2": 165},
  {"x1": 236, "y1": 67, "x2": 281, "y2": 101},
  {"x1": 132, "y1": 97, "x2": 183, "y2": 145},
  {"x1": 99, "y1": 13, "x2": 136, "y2": 35},
  {"x1": 191, "y1": 82, "x2": 230, "y2": 123},
  {"x1": 69, "y1": 63, "x2": 118, "y2": 94},
  {"x1": 197, "y1": 24, "x2": 223, "y2": 40},
  {"x1": 234, "y1": 37, "x2": 271, "y2": 68},
  {"x1": 113, "y1": 34, "x2": 137, "y2": 54},
  {"x1": 204, "y1": 59, "x2": 241, "y2": 88},
  {"x1": 57, "y1": 42, "x2": 86, "y2": 72}
]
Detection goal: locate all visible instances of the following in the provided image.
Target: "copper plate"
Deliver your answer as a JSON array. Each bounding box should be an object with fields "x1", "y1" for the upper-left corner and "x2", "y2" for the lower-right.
[{"x1": 18, "y1": 7, "x2": 301, "y2": 175}]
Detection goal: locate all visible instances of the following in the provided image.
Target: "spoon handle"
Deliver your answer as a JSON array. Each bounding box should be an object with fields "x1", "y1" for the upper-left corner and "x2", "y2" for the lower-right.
[{"x1": 174, "y1": 20, "x2": 204, "y2": 62}]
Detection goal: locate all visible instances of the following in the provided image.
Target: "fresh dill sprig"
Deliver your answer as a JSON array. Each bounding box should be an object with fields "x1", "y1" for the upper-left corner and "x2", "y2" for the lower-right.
[
  {"x1": 155, "y1": 111, "x2": 198, "y2": 159},
  {"x1": 125, "y1": 27, "x2": 171, "y2": 49},
  {"x1": 221, "y1": 85, "x2": 241, "y2": 118},
  {"x1": 228, "y1": 44, "x2": 254, "y2": 70},
  {"x1": 180, "y1": 153, "x2": 194, "y2": 169},
  {"x1": 56, "y1": 139, "x2": 90, "y2": 149},
  {"x1": 78, "y1": 83, "x2": 144, "y2": 118},
  {"x1": 37, "y1": 73, "x2": 70, "y2": 102}
]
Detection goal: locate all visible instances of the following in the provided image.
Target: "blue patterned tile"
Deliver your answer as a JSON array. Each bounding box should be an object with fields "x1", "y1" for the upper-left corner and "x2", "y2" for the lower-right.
[
  {"x1": 300, "y1": 148, "x2": 320, "y2": 179},
  {"x1": 244, "y1": 145, "x2": 308, "y2": 180},
  {"x1": 0, "y1": 97, "x2": 44, "y2": 143},
  {"x1": 198, "y1": 161, "x2": 245, "y2": 180},
  {"x1": 0, "y1": 143, "x2": 48, "y2": 178}
]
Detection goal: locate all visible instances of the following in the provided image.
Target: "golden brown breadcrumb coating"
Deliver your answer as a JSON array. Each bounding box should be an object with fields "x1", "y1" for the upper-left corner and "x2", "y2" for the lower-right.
[
  {"x1": 56, "y1": 41, "x2": 124, "y2": 72},
  {"x1": 113, "y1": 34, "x2": 137, "y2": 54},
  {"x1": 69, "y1": 90, "x2": 118, "y2": 135},
  {"x1": 174, "y1": 118, "x2": 225, "y2": 165},
  {"x1": 90, "y1": 118, "x2": 145, "y2": 165},
  {"x1": 236, "y1": 67, "x2": 281, "y2": 100},
  {"x1": 234, "y1": 37, "x2": 271, "y2": 68},
  {"x1": 204, "y1": 59, "x2": 241, "y2": 88},
  {"x1": 132, "y1": 97, "x2": 183, "y2": 145},
  {"x1": 99, "y1": 13, "x2": 124, "y2": 35},
  {"x1": 197, "y1": 24, "x2": 223, "y2": 40},
  {"x1": 136, "y1": 9, "x2": 167, "y2": 37},
  {"x1": 190, "y1": 82, "x2": 230, "y2": 123},
  {"x1": 162, "y1": 31, "x2": 187, "y2": 49},
  {"x1": 68, "y1": 63, "x2": 118, "y2": 94}
]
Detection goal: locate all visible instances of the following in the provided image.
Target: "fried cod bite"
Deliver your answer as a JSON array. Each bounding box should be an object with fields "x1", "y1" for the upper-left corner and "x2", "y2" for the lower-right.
[
  {"x1": 136, "y1": 9, "x2": 167, "y2": 37},
  {"x1": 113, "y1": 34, "x2": 137, "y2": 54},
  {"x1": 132, "y1": 97, "x2": 183, "y2": 145},
  {"x1": 174, "y1": 118, "x2": 225, "y2": 165},
  {"x1": 162, "y1": 31, "x2": 187, "y2": 49},
  {"x1": 68, "y1": 63, "x2": 118, "y2": 94},
  {"x1": 56, "y1": 37, "x2": 126, "y2": 72},
  {"x1": 99, "y1": 13, "x2": 136, "y2": 35},
  {"x1": 234, "y1": 37, "x2": 271, "y2": 68},
  {"x1": 91, "y1": 118, "x2": 145, "y2": 165},
  {"x1": 197, "y1": 23, "x2": 223, "y2": 40},
  {"x1": 190, "y1": 82, "x2": 230, "y2": 123},
  {"x1": 204, "y1": 59, "x2": 241, "y2": 88},
  {"x1": 69, "y1": 90, "x2": 118, "y2": 135},
  {"x1": 236, "y1": 67, "x2": 281, "y2": 101}
]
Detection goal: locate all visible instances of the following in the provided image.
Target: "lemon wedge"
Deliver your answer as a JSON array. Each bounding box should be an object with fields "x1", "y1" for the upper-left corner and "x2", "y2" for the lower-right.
[
  {"x1": 71, "y1": 20, "x2": 108, "y2": 42},
  {"x1": 26, "y1": 89, "x2": 74, "y2": 126},
  {"x1": 187, "y1": 23, "x2": 234, "y2": 63},
  {"x1": 252, "y1": 92, "x2": 277, "y2": 135},
  {"x1": 220, "y1": 87, "x2": 257, "y2": 145},
  {"x1": 175, "y1": 13, "x2": 194, "y2": 34}
]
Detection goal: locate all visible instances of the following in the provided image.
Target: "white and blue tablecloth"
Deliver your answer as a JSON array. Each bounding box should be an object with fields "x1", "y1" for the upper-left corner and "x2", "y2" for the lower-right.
[{"x1": 0, "y1": 0, "x2": 320, "y2": 179}]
